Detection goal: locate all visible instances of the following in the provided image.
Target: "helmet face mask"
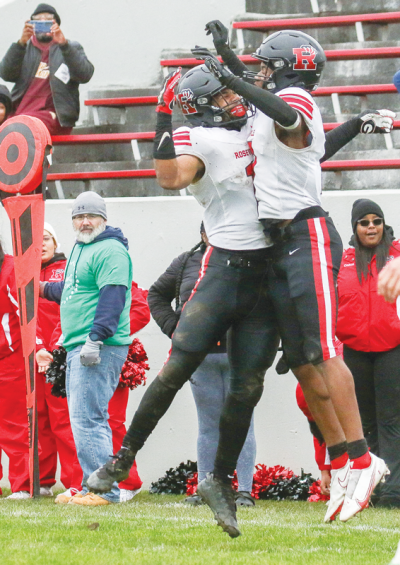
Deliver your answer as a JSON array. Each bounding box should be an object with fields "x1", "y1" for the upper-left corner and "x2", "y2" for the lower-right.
[
  {"x1": 176, "y1": 65, "x2": 250, "y2": 128},
  {"x1": 247, "y1": 30, "x2": 326, "y2": 93}
]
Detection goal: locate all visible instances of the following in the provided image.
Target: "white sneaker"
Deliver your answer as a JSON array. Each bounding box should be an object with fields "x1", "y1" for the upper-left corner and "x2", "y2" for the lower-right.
[
  {"x1": 120, "y1": 488, "x2": 141, "y2": 503},
  {"x1": 55, "y1": 488, "x2": 81, "y2": 504},
  {"x1": 39, "y1": 487, "x2": 54, "y2": 497},
  {"x1": 6, "y1": 491, "x2": 30, "y2": 499},
  {"x1": 324, "y1": 459, "x2": 350, "y2": 522},
  {"x1": 389, "y1": 539, "x2": 400, "y2": 564},
  {"x1": 340, "y1": 452, "x2": 390, "y2": 522}
]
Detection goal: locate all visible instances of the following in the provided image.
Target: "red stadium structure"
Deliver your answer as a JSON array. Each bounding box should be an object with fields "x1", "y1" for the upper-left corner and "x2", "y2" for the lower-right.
[{"x1": 1, "y1": 116, "x2": 52, "y2": 497}]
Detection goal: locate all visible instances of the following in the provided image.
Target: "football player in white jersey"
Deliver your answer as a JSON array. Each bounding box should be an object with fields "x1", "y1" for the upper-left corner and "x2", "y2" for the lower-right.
[
  {"x1": 198, "y1": 23, "x2": 395, "y2": 524},
  {"x1": 88, "y1": 65, "x2": 282, "y2": 538}
]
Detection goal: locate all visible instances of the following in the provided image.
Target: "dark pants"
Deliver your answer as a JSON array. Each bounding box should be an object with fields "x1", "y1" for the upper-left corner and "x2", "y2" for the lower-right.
[
  {"x1": 125, "y1": 246, "x2": 279, "y2": 478},
  {"x1": 344, "y1": 344, "x2": 400, "y2": 506},
  {"x1": 267, "y1": 213, "x2": 343, "y2": 368}
]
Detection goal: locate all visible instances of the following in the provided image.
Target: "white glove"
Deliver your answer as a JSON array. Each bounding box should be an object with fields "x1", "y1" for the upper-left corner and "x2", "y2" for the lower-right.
[
  {"x1": 80, "y1": 336, "x2": 103, "y2": 366},
  {"x1": 359, "y1": 109, "x2": 396, "y2": 134}
]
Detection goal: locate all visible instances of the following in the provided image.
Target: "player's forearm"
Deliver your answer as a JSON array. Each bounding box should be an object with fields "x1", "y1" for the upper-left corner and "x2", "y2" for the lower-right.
[
  {"x1": 154, "y1": 158, "x2": 184, "y2": 190},
  {"x1": 224, "y1": 76, "x2": 299, "y2": 127},
  {"x1": 217, "y1": 44, "x2": 249, "y2": 79}
]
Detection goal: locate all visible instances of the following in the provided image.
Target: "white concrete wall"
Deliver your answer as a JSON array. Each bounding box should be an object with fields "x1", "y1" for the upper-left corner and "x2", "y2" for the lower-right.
[
  {"x1": 0, "y1": 0, "x2": 245, "y2": 121},
  {"x1": 1, "y1": 189, "x2": 400, "y2": 491}
]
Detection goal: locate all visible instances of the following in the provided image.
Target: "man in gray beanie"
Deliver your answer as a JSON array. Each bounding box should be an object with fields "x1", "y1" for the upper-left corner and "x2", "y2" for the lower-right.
[
  {"x1": 40, "y1": 191, "x2": 133, "y2": 505},
  {"x1": 0, "y1": 3, "x2": 94, "y2": 135}
]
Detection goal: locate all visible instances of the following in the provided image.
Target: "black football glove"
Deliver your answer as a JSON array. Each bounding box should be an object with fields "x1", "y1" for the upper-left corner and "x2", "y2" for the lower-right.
[
  {"x1": 358, "y1": 109, "x2": 396, "y2": 134},
  {"x1": 205, "y1": 20, "x2": 229, "y2": 51},
  {"x1": 191, "y1": 46, "x2": 232, "y2": 83}
]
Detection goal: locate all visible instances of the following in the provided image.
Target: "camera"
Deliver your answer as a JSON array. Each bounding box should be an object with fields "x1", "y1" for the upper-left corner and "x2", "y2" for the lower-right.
[{"x1": 30, "y1": 20, "x2": 53, "y2": 34}]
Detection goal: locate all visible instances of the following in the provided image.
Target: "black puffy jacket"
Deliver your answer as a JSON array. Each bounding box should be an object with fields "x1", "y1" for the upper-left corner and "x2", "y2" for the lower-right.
[
  {"x1": 0, "y1": 40, "x2": 94, "y2": 127},
  {"x1": 148, "y1": 247, "x2": 226, "y2": 352}
]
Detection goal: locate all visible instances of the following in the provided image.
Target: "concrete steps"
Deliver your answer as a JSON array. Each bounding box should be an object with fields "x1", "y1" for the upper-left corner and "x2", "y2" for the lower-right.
[{"x1": 52, "y1": 1, "x2": 400, "y2": 197}]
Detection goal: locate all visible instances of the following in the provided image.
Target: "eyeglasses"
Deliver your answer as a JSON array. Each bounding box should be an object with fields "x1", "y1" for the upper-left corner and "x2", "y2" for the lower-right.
[
  {"x1": 357, "y1": 218, "x2": 384, "y2": 227},
  {"x1": 73, "y1": 214, "x2": 101, "y2": 222}
]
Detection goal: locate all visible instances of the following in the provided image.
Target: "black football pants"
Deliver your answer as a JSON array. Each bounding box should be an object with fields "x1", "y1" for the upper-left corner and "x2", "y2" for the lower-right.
[{"x1": 124, "y1": 246, "x2": 279, "y2": 478}]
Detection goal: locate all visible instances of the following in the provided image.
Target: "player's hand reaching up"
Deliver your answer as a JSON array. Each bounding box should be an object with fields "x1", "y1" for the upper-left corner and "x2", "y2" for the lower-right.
[
  {"x1": 358, "y1": 109, "x2": 396, "y2": 134},
  {"x1": 191, "y1": 47, "x2": 231, "y2": 83},
  {"x1": 205, "y1": 20, "x2": 229, "y2": 50},
  {"x1": 156, "y1": 68, "x2": 182, "y2": 115}
]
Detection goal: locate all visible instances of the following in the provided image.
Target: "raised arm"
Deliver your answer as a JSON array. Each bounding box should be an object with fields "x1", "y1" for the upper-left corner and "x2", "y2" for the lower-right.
[{"x1": 153, "y1": 69, "x2": 205, "y2": 189}]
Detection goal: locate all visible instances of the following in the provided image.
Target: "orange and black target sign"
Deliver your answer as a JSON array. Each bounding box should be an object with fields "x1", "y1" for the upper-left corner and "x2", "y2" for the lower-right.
[{"x1": 0, "y1": 115, "x2": 52, "y2": 194}]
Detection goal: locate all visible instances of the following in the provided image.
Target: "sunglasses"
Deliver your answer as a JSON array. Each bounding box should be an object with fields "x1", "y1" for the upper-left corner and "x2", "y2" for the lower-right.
[{"x1": 357, "y1": 218, "x2": 384, "y2": 227}]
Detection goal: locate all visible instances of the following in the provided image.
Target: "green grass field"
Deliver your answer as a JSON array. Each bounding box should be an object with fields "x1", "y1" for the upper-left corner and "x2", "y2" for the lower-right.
[{"x1": 0, "y1": 490, "x2": 399, "y2": 565}]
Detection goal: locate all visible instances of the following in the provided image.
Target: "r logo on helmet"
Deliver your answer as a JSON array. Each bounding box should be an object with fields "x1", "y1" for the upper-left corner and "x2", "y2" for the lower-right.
[
  {"x1": 292, "y1": 45, "x2": 317, "y2": 70},
  {"x1": 177, "y1": 89, "x2": 197, "y2": 115}
]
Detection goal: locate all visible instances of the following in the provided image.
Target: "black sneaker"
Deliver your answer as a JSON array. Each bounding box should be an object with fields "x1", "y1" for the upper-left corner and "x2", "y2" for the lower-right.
[
  {"x1": 235, "y1": 491, "x2": 255, "y2": 507},
  {"x1": 197, "y1": 473, "x2": 241, "y2": 538},
  {"x1": 87, "y1": 447, "x2": 135, "y2": 493},
  {"x1": 183, "y1": 494, "x2": 204, "y2": 506}
]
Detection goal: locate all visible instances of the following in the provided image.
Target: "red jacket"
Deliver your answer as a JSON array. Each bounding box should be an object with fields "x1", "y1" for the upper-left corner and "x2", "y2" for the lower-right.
[
  {"x1": 337, "y1": 242, "x2": 400, "y2": 352},
  {"x1": 36, "y1": 255, "x2": 66, "y2": 352},
  {"x1": 0, "y1": 255, "x2": 21, "y2": 359}
]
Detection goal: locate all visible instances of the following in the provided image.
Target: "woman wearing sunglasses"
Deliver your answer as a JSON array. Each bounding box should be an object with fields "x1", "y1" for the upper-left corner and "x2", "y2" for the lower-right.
[{"x1": 336, "y1": 198, "x2": 400, "y2": 508}]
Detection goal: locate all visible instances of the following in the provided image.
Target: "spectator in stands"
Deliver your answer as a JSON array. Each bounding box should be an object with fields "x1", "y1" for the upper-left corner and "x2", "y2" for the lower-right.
[
  {"x1": 147, "y1": 225, "x2": 256, "y2": 507},
  {"x1": 40, "y1": 191, "x2": 133, "y2": 506},
  {"x1": 0, "y1": 85, "x2": 12, "y2": 125},
  {"x1": 0, "y1": 3, "x2": 94, "y2": 135},
  {"x1": 36, "y1": 223, "x2": 149, "y2": 504},
  {"x1": 337, "y1": 199, "x2": 400, "y2": 508}
]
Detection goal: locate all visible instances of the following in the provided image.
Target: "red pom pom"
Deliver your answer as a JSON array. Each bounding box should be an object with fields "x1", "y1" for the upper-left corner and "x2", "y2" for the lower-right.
[
  {"x1": 118, "y1": 338, "x2": 150, "y2": 390},
  {"x1": 307, "y1": 479, "x2": 330, "y2": 502},
  {"x1": 186, "y1": 472, "x2": 198, "y2": 496},
  {"x1": 251, "y1": 464, "x2": 295, "y2": 499}
]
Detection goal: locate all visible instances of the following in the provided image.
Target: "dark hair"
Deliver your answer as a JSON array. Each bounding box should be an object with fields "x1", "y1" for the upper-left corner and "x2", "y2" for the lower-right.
[
  {"x1": 174, "y1": 240, "x2": 205, "y2": 310},
  {"x1": 354, "y1": 225, "x2": 394, "y2": 284}
]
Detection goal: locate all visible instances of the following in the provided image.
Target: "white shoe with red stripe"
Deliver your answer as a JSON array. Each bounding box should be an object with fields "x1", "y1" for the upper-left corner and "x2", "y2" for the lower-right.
[
  {"x1": 324, "y1": 459, "x2": 350, "y2": 522},
  {"x1": 339, "y1": 452, "x2": 390, "y2": 522}
]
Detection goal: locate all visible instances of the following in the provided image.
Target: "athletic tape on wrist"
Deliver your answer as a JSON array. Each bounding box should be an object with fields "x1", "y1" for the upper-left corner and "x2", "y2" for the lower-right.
[{"x1": 153, "y1": 112, "x2": 176, "y2": 160}]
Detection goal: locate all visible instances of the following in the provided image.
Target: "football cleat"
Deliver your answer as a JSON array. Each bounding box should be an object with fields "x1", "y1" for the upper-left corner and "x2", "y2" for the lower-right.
[
  {"x1": 324, "y1": 459, "x2": 350, "y2": 522},
  {"x1": 340, "y1": 452, "x2": 390, "y2": 522},
  {"x1": 197, "y1": 473, "x2": 241, "y2": 538},
  {"x1": 87, "y1": 447, "x2": 135, "y2": 493}
]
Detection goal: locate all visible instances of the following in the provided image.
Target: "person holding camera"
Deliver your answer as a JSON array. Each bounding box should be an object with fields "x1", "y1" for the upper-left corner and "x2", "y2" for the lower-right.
[{"x1": 0, "y1": 3, "x2": 94, "y2": 135}]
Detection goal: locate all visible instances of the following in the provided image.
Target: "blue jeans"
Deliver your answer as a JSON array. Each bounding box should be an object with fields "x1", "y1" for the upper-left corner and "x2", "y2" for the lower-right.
[
  {"x1": 190, "y1": 353, "x2": 256, "y2": 492},
  {"x1": 66, "y1": 344, "x2": 129, "y2": 503}
]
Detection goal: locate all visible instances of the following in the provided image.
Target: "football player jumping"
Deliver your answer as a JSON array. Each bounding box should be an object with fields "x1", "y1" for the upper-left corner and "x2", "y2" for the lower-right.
[
  {"x1": 87, "y1": 28, "x2": 395, "y2": 537},
  {"x1": 88, "y1": 64, "x2": 281, "y2": 538},
  {"x1": 197, "y1": 21, "x2": 394, "y2": 525}
]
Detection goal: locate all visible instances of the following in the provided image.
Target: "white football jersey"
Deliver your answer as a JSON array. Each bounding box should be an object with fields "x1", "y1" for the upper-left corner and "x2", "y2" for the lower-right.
[
  {"x1": 173, "y1": 124, "x2": 266, "y2": 251},
  {"x1": 249, "y1": 86, "x2": 326, "y2": 220}
]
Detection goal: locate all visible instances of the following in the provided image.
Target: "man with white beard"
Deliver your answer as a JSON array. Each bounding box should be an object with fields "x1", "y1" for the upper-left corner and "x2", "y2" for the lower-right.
[{"x1": 40, "y1": 191, "x2": 133, "y2": 505}]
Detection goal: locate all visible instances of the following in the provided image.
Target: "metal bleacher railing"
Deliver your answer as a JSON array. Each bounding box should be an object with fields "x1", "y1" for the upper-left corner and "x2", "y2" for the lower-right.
[{"x1": 50, "y1": 11, "x2": 400, "y2": 195}]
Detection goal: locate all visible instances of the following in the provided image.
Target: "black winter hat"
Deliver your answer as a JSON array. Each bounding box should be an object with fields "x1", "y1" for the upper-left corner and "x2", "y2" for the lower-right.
[
  {"x1": 351, "y1": 198, "x2": 385, "y2": 232},
  {"x1": 31, "y1": 4, "x2": 61, "y2": 25},
  {"x1": 0, "y1": 85, "x2": 12, "y2": 119}
]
